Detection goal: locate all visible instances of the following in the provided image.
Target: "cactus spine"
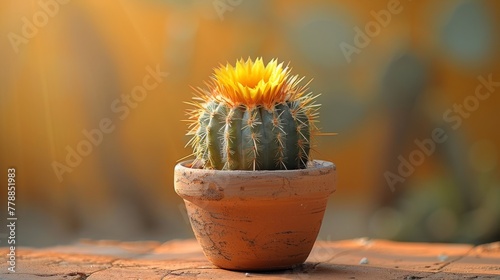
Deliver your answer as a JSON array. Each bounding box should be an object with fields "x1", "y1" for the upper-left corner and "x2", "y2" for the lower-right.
[{"x1": 186, "y1": 58, "x2": 320, "y2": 170}]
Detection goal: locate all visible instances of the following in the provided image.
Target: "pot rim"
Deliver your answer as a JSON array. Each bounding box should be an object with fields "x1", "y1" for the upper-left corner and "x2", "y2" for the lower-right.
[
  {"x1": 174, "y1": 159, "x2": 336, "y2": 201},
  {"x1": 175, "y1": 159, "x2": 335, "y2": 175}
]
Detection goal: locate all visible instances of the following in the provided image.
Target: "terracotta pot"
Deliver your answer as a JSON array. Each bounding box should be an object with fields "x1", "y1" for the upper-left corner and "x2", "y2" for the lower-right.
[{"x1": 174, "y1": 160, "x2": 336, "y2": 271}]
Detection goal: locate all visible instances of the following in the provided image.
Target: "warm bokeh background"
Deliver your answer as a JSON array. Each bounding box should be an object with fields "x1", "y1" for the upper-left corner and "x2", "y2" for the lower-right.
[{"x1": 1, "y1": 0, "x2": 499, "y2": 247}]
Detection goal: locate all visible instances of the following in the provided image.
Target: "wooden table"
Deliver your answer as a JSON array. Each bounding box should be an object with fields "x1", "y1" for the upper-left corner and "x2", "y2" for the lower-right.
[{"x1": 1, "y1": 239, "x2": 499, "y2": 279}]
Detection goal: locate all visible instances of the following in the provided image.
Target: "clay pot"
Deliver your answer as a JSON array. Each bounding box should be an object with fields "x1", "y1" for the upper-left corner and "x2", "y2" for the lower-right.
[{"x1": 174, "y1": 160, "x2": 336, "y2": 271}]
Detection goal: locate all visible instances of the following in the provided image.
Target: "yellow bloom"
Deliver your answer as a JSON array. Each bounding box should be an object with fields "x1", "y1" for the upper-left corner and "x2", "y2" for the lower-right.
[{"x1": 208, "y1": 57, "x2": 302, "y2": 109}]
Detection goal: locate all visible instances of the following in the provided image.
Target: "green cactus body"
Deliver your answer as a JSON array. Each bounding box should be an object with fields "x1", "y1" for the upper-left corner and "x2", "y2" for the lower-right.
[
  {"x1": 195, "y1": 102, "x2": 310, "y2": 170},
  {"x1": 186, "y1": 58, "x2": 320, "y2": 170}
]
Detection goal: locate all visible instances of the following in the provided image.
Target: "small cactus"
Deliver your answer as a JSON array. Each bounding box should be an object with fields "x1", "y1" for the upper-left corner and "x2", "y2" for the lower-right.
[{"x1": 186, "y1": 58, "x2": 321, "y2": 170}]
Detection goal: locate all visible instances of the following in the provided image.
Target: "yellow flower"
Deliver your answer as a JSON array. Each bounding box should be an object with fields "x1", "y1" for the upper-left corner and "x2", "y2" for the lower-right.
[{"x1": 207, "y1": 57, "x2": 303, "y2": 109}]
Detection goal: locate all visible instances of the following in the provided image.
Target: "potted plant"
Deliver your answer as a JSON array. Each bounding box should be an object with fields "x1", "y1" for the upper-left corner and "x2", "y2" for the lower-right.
[{"x1": 174, "y1": 58, "x2": 336, "y2": 271}]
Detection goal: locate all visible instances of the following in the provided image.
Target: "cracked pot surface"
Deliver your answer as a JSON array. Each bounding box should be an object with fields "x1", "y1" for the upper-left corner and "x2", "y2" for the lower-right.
[{"x1": 174, "y1": 160, "x2": 336, "y2": 271}]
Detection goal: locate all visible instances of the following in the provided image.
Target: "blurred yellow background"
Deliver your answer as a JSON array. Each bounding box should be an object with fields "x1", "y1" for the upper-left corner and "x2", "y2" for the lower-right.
[{"x1": 1, "y1": 0, "x2": 499, "y2": 246}]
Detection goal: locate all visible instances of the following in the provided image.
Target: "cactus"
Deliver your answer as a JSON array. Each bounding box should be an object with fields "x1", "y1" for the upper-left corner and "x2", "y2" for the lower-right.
[{"x1": 186, "y1": 58, "x2": 321, "y2": 170}]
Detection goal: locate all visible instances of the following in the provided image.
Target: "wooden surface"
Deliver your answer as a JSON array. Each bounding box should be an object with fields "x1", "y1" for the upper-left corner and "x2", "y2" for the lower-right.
[{"x1": 1, "y1": 238, "x2": 499, "y2": 279}]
